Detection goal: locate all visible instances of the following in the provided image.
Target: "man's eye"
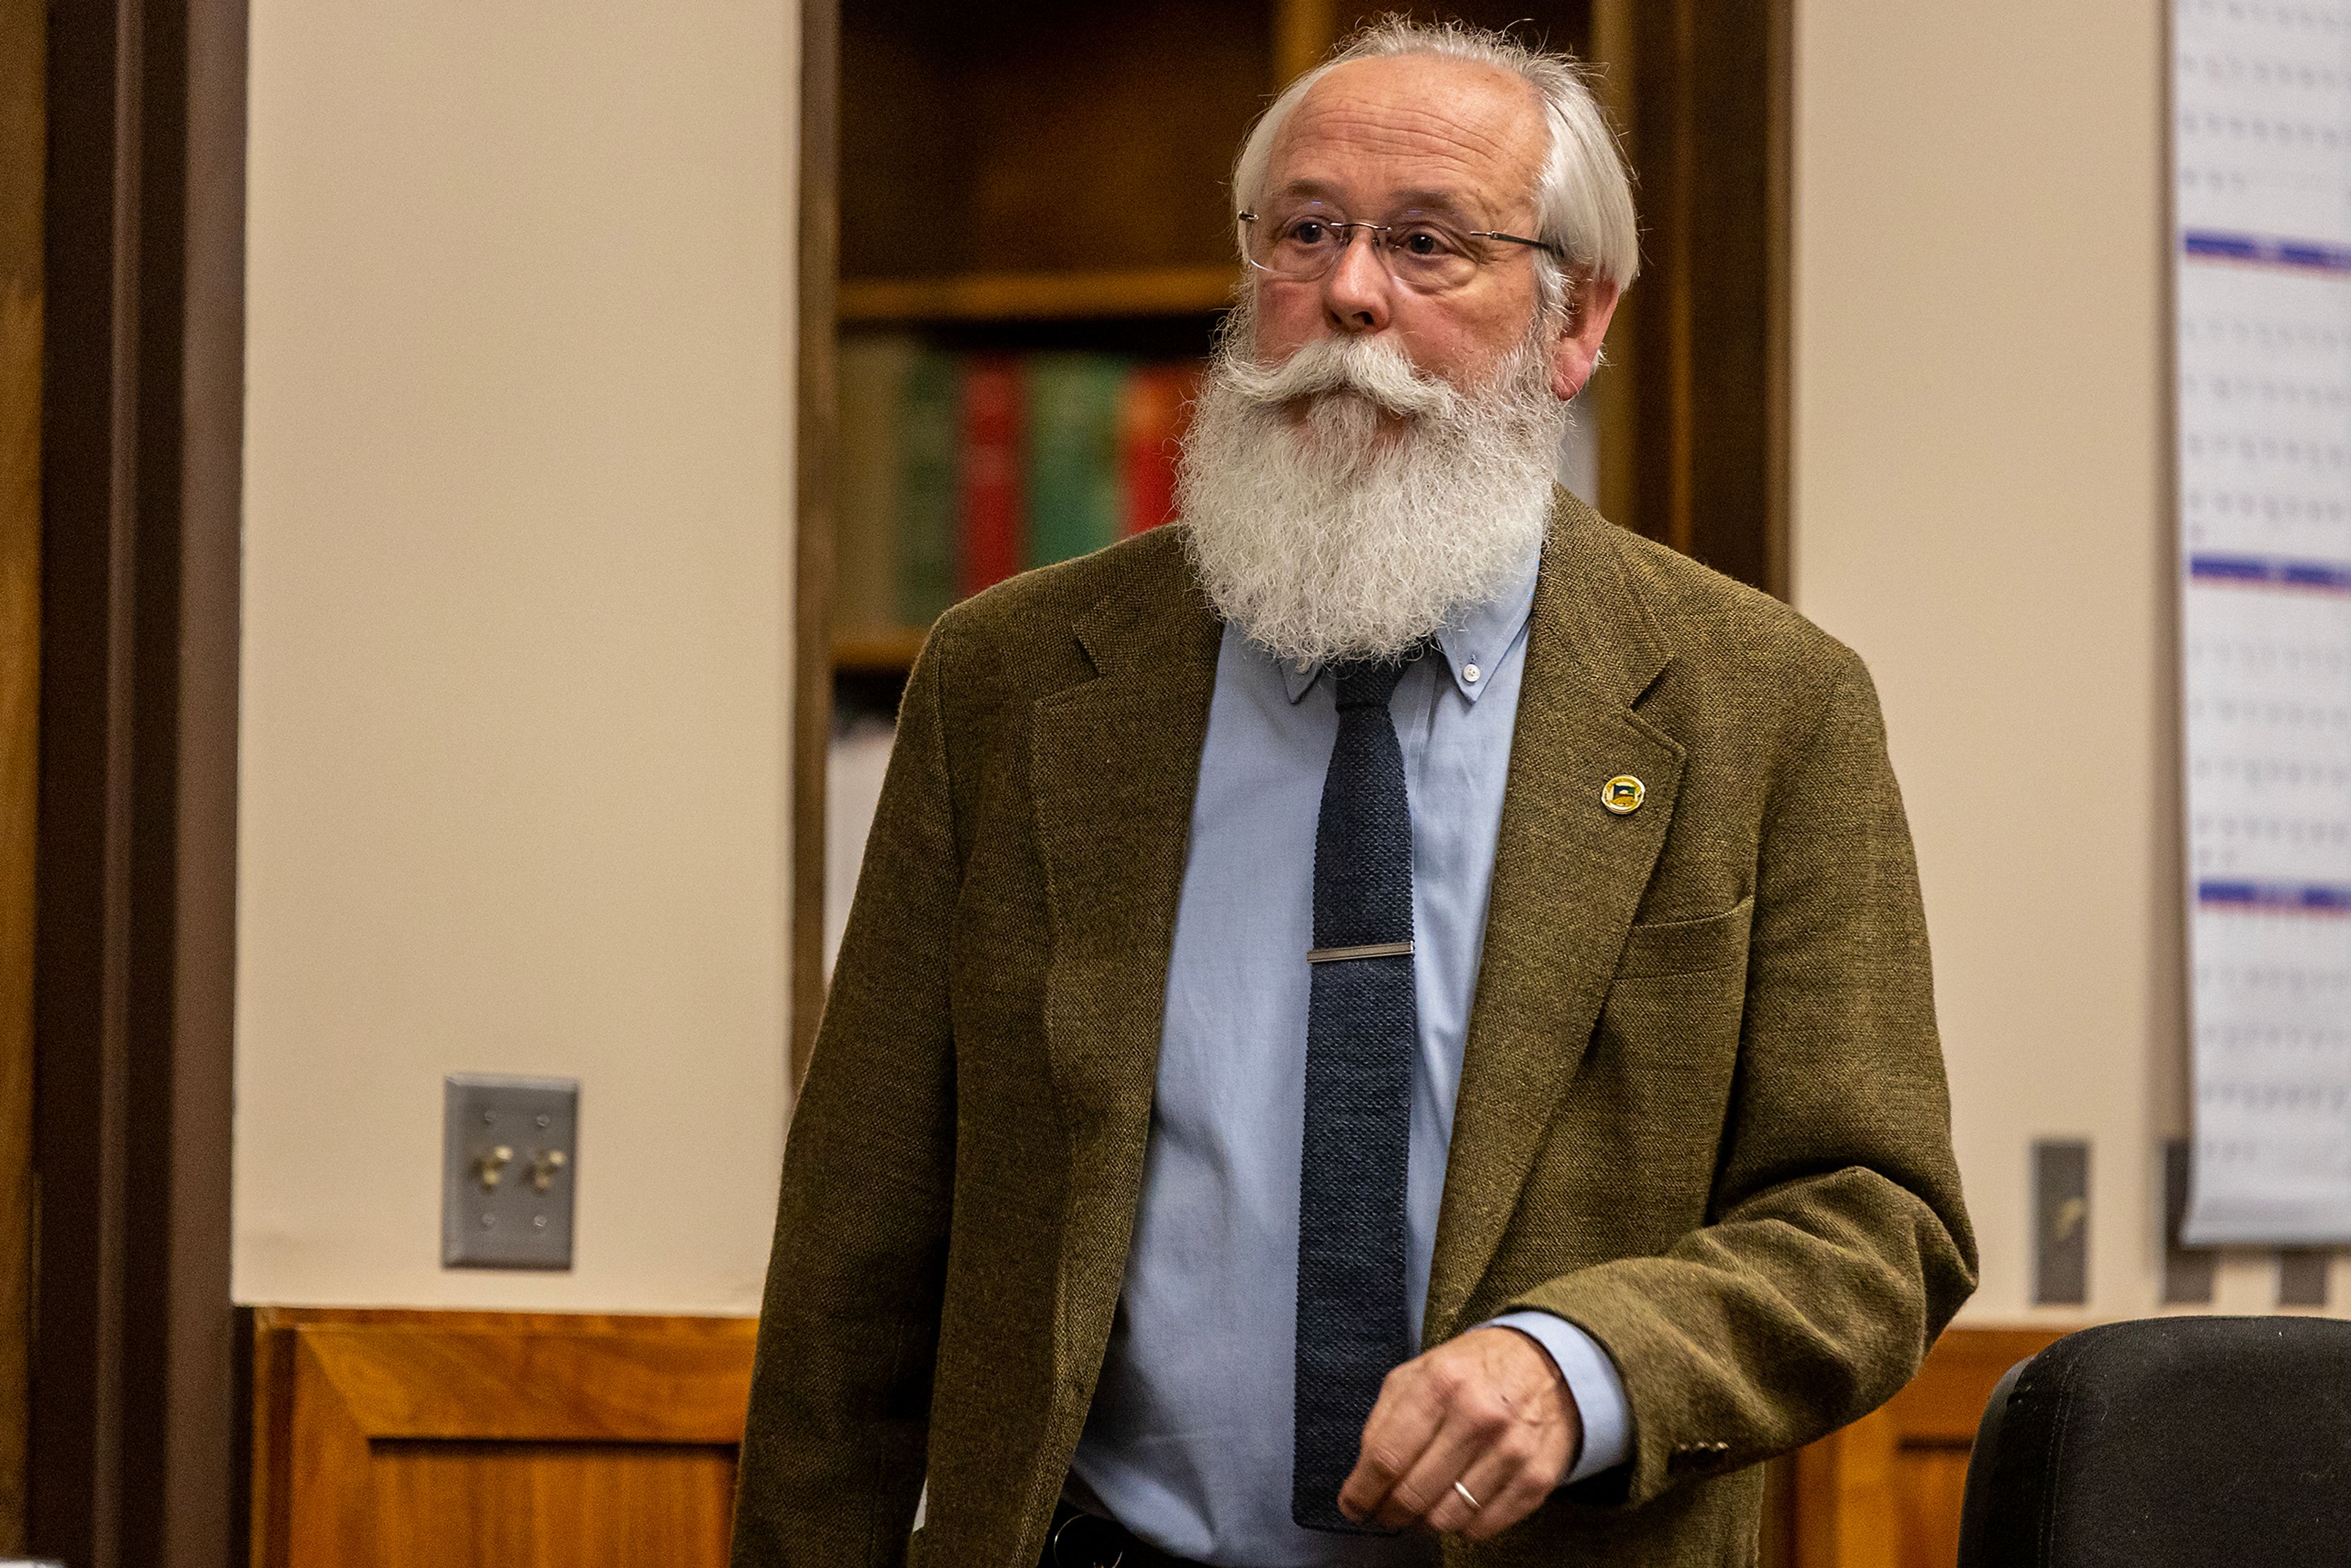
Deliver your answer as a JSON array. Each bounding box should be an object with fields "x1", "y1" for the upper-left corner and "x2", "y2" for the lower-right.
[
  {"x1": 1288, "y1": 221, "x2": 1329, "y2": 246},
  {"x1": 1399, "y1": 229, "x2": 1450, "y2": 257}
]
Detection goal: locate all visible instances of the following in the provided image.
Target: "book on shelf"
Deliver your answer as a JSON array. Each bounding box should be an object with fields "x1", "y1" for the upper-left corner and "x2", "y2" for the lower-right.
[
  {"x1": 893, "y1": 347, "x2": 961, "y2": 630},
  {"x1": 833, "y1": 336, "x2": 918, "y2": 633},
  {"x1": 1026, "y1": 353, "x2": 1130, "y2": 571},
  {"x1": 834, "y1": 336, "x2": 1204, "y2": 645},
  {"x1": 1119, "y1": 361, "x2": 1200, "y2": 538},
  {"x1": 957, "y1": 356, "x2": 1026, "y2": 598}
]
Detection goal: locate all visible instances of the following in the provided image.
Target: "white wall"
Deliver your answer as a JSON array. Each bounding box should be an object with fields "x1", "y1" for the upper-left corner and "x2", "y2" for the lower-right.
[
  {"x1": 1791, "y1": 0, "x2": 2348, "y2": 1319},
  {"x1": 236, "y1": 1, "x2": 798, "y2": 1313}
]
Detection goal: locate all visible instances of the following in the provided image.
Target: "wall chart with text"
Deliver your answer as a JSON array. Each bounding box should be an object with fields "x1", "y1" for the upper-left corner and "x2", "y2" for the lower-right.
[{"x1": 2177, "y1": 0, "x2": 2351, "y2": 1243}]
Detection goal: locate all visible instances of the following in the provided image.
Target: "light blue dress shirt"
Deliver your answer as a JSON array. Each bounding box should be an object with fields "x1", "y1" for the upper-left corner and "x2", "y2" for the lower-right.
[{"x1": 1065, "y1": 553, "x2": 1632, "y2": 1567}]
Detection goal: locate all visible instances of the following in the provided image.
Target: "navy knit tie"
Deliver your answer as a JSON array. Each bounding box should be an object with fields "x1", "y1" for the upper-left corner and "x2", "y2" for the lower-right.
[{"x1": 1292, "y1": 656, "x2": 1416, "y2": 1533}]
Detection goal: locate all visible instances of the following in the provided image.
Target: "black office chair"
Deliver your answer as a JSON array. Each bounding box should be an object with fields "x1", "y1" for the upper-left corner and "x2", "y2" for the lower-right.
[{"x1": 1955, "y1": 1316, "x2": 2351, "y2": 1567}]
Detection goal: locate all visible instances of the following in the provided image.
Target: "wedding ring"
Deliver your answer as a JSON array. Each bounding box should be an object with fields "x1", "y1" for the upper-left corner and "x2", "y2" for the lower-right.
[{"x1": 1452, "y1": 1480, "x2": 1482, "y2": 1512}]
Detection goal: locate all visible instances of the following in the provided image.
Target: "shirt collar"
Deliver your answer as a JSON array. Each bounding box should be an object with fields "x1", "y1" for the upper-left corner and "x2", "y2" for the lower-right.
[{"x1": 1274, "y1": 547, "x2": 1542, "y2": 705}]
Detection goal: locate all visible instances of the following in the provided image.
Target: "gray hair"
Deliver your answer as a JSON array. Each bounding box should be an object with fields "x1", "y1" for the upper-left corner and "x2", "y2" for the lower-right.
[{"x1": 1231, "y1": 18, "x2": 1640, "y2": 314}]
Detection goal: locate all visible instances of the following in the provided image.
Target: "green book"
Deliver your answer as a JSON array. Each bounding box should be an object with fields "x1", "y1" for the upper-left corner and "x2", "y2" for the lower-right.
[
  {"x1": 1022, "y1": 353, "x2": 1129, "y2": 570},
  {"x1": 833, "y1": 333, "x2": 918, "y2": 633},
  {"x1": 895, "y1": 348, "x2": 960, "y2": 628}
]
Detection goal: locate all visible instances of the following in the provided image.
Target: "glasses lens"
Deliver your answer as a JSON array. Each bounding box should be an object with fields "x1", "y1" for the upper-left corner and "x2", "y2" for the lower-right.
[
  {"x1": 1383, "y1": 213, "x2": 1479, "y2": 293},
  {"x1": 1248, "y1": 203, "x2": 1346, "y2": 279}
]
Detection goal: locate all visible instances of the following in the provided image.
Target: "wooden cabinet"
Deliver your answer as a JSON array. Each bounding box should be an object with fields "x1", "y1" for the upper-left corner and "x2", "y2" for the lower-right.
[
  {"x1": 1777, "y1": 1328, "x2": 2065, "y2": 1568},
  {"x1": 248, "y1": 1308, "x2": 757, "y2": 1568}
]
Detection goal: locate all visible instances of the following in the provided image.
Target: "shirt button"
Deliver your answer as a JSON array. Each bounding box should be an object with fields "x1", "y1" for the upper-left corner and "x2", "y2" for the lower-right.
[{"x1": 1463, "y1": 663, "x2": 1481, "y2": 683}]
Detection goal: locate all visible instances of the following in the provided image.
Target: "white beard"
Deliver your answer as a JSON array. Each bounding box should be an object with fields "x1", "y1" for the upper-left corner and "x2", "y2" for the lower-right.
[{"x1": 1176, "y1": 305, "x2": 1567, "y2": 666}]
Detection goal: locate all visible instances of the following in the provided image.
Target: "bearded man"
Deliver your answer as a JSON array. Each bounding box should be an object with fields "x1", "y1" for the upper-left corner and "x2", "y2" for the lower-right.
[{"x1": 732, "y1": 21, "x2": 1974, "y2": 1568}]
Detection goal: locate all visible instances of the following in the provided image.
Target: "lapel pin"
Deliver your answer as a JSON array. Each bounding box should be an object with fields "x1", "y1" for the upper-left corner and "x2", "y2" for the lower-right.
[{"x1": 1601, "y1": 775, "x2": 1646, "y2": 815}]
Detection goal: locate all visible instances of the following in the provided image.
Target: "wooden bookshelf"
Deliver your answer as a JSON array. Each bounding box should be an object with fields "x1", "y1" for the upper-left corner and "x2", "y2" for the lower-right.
[
  {"x1": 831, "y1": 626, "x2": 929, "y2": 674},
  {"x1": 838, "y1": 266, "x2": 1238, "y2": 324},
  {"x1": 798, "y1": 0, "x2": 1793, "y2": 1076}
]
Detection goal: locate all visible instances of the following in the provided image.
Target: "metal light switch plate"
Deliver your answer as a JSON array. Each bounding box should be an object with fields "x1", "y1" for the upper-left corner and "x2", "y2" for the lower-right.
[
  {"x1": 443, "y1": 1073, "x2": 579, "y2": 1269},
  {"x1": 2033, "y1": 1138, "x2": 2090, "y2": 1306},
  {"x1": 2278, "y1": 1248, "x2": 2332, "y2": 1308}
]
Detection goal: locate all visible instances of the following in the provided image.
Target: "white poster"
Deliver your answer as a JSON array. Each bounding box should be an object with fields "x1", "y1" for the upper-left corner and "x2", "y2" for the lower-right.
[{"x1": 2177, "y1": 0, "x2": 2351, "y2": 1243}]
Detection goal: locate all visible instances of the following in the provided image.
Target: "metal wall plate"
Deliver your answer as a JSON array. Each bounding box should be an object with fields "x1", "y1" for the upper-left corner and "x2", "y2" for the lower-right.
[
  {"x1": 2033, "y1": 1138, "x2": 2090, "y2": 1306},
  {"x1": 443, "y1": 1073, "x2": 579, "y2": 1269},
  {"x1": 2278, "y1": 1248, "x2": 2332, "y2": 1308}
]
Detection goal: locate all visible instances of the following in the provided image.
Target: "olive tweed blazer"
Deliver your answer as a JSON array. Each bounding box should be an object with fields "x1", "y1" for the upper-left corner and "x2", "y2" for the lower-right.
[{"x1": 732, "y1": 492, "x2": 1977, "y2": 1568}]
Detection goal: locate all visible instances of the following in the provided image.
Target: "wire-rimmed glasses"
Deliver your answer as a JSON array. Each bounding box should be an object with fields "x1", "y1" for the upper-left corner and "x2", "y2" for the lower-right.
[{"x1": 1238, "y1": 201, "x2": 1562, "y2": 293}]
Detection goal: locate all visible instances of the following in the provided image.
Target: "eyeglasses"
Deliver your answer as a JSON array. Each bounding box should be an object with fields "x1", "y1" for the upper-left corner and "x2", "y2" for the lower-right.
[{"x1": 1238, "y1": 202, "x2": 1562, "y2": 294}]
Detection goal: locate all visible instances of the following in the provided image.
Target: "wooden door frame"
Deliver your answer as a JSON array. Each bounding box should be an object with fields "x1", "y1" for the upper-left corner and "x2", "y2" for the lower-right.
[
  {"x1": 0, "y1": 0, "x2": 43, "y2": 1548},
  {"x1": 31, "y1": 0, "x2": 247, "y2": 1563},
  {"x1": 785, "y1": 1, "x2": 1796, "y2": 1076},
  {"x1": 792, "y1": 0, "x2": 841, "y2": 1090},
  {"x1": 1591, "y1": 0, "x2": 1794, "y2": 598}
]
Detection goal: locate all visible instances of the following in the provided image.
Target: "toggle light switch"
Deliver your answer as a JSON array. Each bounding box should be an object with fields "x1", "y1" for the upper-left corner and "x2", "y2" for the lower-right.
[{"x1": 443, "y1": 1074, "x2": 579, "y2": 1269}]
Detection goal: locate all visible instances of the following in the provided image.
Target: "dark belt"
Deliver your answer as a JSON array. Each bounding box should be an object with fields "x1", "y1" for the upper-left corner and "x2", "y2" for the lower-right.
[{"x1": 1039, "y1": 1502, "x2": 1213, "y2": 1568}]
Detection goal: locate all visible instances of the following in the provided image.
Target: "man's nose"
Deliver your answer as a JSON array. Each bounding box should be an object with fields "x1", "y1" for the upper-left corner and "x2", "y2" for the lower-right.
[{"x1": 1320, "y1": 230, "x2": 1393, "y2": 334}]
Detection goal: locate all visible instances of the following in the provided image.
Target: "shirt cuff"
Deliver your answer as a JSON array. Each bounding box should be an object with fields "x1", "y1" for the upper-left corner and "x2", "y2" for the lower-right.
[{"x1": 1481, "y1": 1310, "x2": 1633, "y2": 1484}]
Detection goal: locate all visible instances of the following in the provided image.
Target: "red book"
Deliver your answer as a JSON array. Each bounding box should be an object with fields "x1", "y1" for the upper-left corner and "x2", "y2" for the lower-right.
[
  {"x1": 956, "y1": 358, "x2": 1025, "y2": 596},
  {"x1": 1118, "y1": 361, "x2": 1201, "y2": 535}
]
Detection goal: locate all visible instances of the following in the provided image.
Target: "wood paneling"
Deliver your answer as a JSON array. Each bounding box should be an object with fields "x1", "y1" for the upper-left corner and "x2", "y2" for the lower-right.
[
  {"x1": 371, "y1": 1444, "x2": 737, "y2": 1568},
  {"x1": 249, "y1": 1308, "x2": 757, "y2": 1568},
  {"x1": 1787, "y1": 1327, "x2": 2065, "y2": 1568}
]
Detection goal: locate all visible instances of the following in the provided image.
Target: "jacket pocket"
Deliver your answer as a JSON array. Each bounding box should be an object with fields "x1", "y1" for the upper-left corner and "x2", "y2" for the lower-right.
[{"x1": 1613, "y1": 896, "x2": 1754, "y2": 979}]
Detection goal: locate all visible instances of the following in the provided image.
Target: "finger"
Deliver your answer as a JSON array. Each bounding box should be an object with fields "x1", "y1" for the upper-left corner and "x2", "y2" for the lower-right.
[
  {"x1": 1412, "y1": 1392, "x2": 1541, "y2": 1537},
  {"x1": 1336, "y1": 1365, "x2": 1447, "y2": 1522},
  {"x1": 1375, "y1": 1404, "x2": 1494, "y2": 1532},
  {"x1": 1451, "y1": 1435, "x2": 1564, "y2": 1542}
]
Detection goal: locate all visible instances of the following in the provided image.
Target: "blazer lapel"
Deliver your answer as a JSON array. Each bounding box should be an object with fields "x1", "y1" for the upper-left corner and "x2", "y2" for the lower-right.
[
  {"x1": 1029, "y1": 556, "x2": 1223, "y2": 1380},
  {"x1": 1424, "y1": 495, "x2": 1687, "y2": 1342}
]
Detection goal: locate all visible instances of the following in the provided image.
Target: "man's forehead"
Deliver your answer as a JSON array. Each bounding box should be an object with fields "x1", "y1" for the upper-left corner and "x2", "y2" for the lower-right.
[{"x1": 1267, "y1": 55, "x2": 1547, "y2": 209}]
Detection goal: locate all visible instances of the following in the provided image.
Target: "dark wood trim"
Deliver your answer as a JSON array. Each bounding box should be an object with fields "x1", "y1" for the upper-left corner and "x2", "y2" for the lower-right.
[
  {"x1": 1763, "y1": 0, "x2": 1794, "y2": 601},
  {"x1": 0, "y1": 0, "x2": 45, "y2": 1545},
  {"x1": 1589, "y1": 0, "x2": 1640, "y2": 534},
  {"x1": 31, "y1": 0, "x2": 246, "y2": 1562},
  {"x1": 838, "y1": 265, "x2": 1235, "y2": 324},
  {"x1": 1273, "y1": 0, "x2": 1340, "y2": 87},
  {"x1": 792, "y1": 0, "x2": 841, "y2": 1093},
  {"x1": 1606, "y1": 0, "x2": 1790, "y2": 599}
]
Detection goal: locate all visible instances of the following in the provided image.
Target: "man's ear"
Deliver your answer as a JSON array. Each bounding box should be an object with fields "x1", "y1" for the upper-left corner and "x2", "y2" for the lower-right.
[{"x1": 1548, "y1": 277, "x2": 1622, "y2": 403}]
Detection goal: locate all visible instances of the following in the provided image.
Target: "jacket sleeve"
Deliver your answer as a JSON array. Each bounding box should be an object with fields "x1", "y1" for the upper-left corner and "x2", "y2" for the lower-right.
[
  {"x1": 1504, "y1": 650, "x2": 1978, "y2": 1509},
  {"x1": 731, "y1": 628, "x2": 964, "y2": 1567}
]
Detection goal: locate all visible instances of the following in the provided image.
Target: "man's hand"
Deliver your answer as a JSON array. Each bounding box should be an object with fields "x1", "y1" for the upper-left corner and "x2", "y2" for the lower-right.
[{"x1": 1337, "y1": 1326, "x2": 1583, "y2": 1540}]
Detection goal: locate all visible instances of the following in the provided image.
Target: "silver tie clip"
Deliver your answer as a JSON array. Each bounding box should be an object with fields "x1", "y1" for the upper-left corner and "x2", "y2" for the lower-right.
[{"x1": 1305, "y1": 940, "x2": 1415, "y2": 964}]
